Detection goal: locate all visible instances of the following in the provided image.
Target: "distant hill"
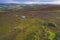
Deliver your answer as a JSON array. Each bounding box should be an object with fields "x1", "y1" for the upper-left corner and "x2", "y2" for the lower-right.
[
  {"x1": 0, "y1": 3, "x2": 60, "y2": 12},
  {"x1": 40, "y1": 5, "x2": 60, "y2": 11}
]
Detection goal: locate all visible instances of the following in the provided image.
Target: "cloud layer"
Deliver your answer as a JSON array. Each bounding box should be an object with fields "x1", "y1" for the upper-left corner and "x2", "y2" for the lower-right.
[{"x1": 0, "y1": 0, "x2": 60, "y2": 4}]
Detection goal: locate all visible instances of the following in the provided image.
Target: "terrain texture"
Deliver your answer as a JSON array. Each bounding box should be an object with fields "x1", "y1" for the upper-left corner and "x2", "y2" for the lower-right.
[{"x1": 0, "y1": 4, "x2": 60, "y2": 40}]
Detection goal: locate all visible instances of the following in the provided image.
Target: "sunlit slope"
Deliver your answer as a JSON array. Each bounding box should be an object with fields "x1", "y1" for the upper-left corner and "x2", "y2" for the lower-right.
[{"x1": 0, "y1": 15, "x2": 58, "y2": 40}]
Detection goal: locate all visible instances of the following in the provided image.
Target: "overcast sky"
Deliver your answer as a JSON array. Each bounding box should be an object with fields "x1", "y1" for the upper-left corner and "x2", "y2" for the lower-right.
[{"x1": 0, "y1": 0, "x2": 60, "y2": 4}]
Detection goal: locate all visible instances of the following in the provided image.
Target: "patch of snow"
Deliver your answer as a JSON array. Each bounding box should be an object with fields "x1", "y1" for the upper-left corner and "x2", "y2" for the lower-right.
[{"x1": 21, "y1": 16, "x2": 26, "y2": 19}]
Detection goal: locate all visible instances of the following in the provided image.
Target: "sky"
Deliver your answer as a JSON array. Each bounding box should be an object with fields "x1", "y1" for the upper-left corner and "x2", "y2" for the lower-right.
[{"x1": 0, "y1": 0, "x2": 60, "y2": 4}]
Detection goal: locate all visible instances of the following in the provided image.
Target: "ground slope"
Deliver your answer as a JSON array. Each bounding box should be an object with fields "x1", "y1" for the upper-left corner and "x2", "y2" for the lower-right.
[{"x1": 0, "y1": 9, "x2": 60, "y2": 40}]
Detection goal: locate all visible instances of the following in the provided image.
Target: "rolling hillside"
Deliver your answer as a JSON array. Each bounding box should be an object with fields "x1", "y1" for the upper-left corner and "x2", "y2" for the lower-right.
[{"x1": 0, "y1": 4, "x2": 60, "y2": 40}]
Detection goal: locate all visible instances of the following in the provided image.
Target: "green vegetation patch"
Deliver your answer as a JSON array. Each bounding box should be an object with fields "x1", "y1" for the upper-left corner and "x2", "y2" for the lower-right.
[
  {"x1": 55, "y1": 31, "x2": 60, "y2": 40},
  {"x1": 0, "y1": 16, "x2": 57, "y2": 40}
]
